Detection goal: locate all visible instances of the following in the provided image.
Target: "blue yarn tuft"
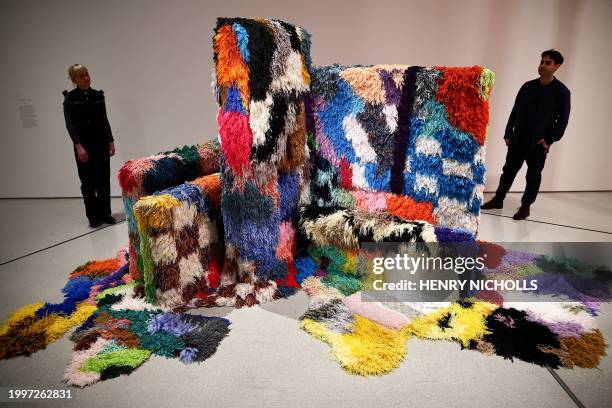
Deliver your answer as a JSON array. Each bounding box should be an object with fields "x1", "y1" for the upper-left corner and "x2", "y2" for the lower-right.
[
  {"x1": 294, "y1": 256, "x2": 319, "y2": 283},
  {"x1": 148, "y1": 313, "x2": 194, "y2": 337},
  {"x1": 278, "y1": 171, "x2": 301, "y2": 221},
  {"x1": 179, "y1": 347, "x2": 199, "y2": 364},
  {"x1": 224, "y1": 86, "x2": 246, "y2": 114},
  {"x1": 143, "y1": 156, "x2": 187, "y2": 195},
  {"x1": 232, "y1": 23, "x2": 250, "y2": 62}
]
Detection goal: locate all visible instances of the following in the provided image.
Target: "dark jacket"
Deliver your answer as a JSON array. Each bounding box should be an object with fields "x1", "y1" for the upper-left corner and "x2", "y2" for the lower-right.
[
  {"x1": 63, "y1": 87, "x2": 114, "y2": 145},
  {"x1": 504, "y1": 77, "x2": 571, "y2": 146}
]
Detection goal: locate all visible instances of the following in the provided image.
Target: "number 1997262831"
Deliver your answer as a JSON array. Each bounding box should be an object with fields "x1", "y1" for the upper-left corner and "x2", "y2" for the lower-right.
[{"x1": 7, "y1": 389, "x2": 72, "y2": 399}]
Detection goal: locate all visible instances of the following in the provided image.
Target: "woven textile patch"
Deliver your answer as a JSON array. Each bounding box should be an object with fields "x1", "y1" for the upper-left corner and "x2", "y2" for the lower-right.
[
  {"x1": 214, "y1": 18, "x2": 311, "y2": 285},
  {"x1": 308, "y1": 65, "x2": 494, "y2": 236},
  {"x1": 134, "y1": 175, "x2": 223, "y2": 309}
]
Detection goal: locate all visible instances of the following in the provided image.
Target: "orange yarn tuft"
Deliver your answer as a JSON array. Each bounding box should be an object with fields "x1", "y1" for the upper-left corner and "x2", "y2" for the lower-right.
[
  {"x1": 70, "y1": 258, "x2": 121, "y2": 279},
  {"x1": 385, "y1": 194, "x2": 436, "y2": 224},
  {"x1": 214, "y1": 25, "x2": 250, "y2": 106},
  {"x1": 192, "y1": 174, "x2": 222, "y2": 206}
]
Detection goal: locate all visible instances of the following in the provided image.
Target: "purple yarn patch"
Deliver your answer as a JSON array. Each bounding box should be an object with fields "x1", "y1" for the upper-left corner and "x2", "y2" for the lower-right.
[
  {"x1": 379, "y1": 70, "x2": 402, "y2": 105},
  {"x1": 500, "y1": 250, "x2": 539, "y2": 267},
  {"x1": 148, "y1": 313, "x2": 194, "y2": 337},
  {"x1": 533, "y1": 274, "x2": 608, "y2": 304},
  {"x1": 528, "y1": 319, "x2": 587, "y2": 338},
  {"x1": 179, "y1": 347, "x2": 198, "y2": 364}
]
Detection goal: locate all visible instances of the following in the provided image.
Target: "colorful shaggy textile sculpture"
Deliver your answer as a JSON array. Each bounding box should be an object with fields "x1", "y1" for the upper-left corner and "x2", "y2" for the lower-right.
[
  {"x1": 119, "y1": 141, "x2": 221, "y2": 282},
  {"x1": 213, "y1": 18, "x2": 311, "y2": 294},
  {"x1": 134, "y1": 169, "x2": 285, "y2": 308},
  {"x1": 0, "y1": 249, "x2": 231, "y2": 387},
  {"x1": 1, "y1": 18, "x2": 609, "y2": 387},
  {"x1": 65, "y1": 290, "x2": 230, "y2": 387}
]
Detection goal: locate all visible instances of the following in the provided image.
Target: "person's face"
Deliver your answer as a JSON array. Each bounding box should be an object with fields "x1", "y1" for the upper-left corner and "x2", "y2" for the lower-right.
[
  {"x1": 74, "y1": 70, "x2": 91, "y2": 89},
  {"x1": 538, "y1": 56, "x2": 560, "y2": 77}
]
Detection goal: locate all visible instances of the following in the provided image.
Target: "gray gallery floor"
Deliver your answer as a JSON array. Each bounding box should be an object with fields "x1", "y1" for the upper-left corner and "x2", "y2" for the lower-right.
[{"x1": 0, "y1": 192, "x2": 611, "y2": 408}]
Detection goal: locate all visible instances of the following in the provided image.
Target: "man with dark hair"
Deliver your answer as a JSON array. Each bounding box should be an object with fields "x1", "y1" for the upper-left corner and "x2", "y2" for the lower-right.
[{"x1": 482, "y1": 49, "x2": 571, "y2": 220}]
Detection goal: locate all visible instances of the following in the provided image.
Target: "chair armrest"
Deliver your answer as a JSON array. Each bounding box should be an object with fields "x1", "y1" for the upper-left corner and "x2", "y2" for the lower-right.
[{"x1": 133, "y1": 174, "x2": 223, "y2": 309}]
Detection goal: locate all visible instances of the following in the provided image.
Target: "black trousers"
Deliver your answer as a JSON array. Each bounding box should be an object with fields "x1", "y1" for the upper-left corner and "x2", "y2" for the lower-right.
[
  {"x1": 74, "y1": 143, "x2": 111, "y2": 220},
  {"x1": 494, "y1": 143, "x2": 548, "y2": 207}
]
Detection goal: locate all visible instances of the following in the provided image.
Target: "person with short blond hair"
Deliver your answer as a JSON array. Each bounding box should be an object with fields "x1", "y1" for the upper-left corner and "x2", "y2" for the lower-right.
[{"x1": 63, "y1": 64, "x2": 116, "y2": 227}]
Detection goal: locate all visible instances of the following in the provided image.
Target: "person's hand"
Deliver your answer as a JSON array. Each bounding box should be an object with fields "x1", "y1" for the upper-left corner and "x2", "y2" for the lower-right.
[
  {"x1": 537, "y1": 138, "x2": 550, "y2": 153},
  {"x1": 76, "y1": 143, "x2": 88, "y2": 163},
  {"x1": 109, "y1": 142, "x2": 116, "y2": 157},
  {"x1": 504, "y1": 138, "x2": 511, "y2": 146}
]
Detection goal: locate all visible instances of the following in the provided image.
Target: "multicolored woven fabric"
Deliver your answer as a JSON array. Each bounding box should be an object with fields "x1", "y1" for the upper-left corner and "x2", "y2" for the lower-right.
[
  {"x1": 119, "y1": 141, "x2": 221, "y2": 282},
  {"x1": 305, "y1": 65, "x2": 494, "y2": 239},
  {"x1": 133, "y1": 174, "x2": 224, "y2": 310},
  {"x1": 296, "y1": 245, "x2": 608, "y2": 375},
  {"x1": 0, "y1": 249, "x2": 231, "y2": 387},
  {"x1": 65, "y1": 290, "x2": 230, "y2": 387},
  {"x1": 213, "y1": 18, "x2": 311, "y2": 288},
  {"x1": 0, "y1": 251, "x2": 129, "y2": 360}
]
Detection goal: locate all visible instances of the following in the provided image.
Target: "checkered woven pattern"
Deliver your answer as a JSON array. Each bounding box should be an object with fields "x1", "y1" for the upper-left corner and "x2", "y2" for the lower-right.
[{"x1": 134, "y1": 174, "x2": 223, "y2": 309}]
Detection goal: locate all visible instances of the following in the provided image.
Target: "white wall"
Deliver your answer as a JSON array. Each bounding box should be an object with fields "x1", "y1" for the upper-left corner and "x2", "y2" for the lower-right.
[{"x1": 1, "y1": 0, "x2": 610, "y2": 197}]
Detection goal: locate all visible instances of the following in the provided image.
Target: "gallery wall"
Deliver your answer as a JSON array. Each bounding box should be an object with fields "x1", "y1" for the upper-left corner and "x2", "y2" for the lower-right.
[{"x1": 1, "y1": 0, "x2": 610, "y2": 197}]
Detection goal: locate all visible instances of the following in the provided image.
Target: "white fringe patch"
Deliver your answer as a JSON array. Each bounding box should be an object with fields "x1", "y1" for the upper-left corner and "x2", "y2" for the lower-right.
[
  {"x1": 442, "y1": 159, "x2": 473, "y2": 179},
  {"x1": 343, "y1": 116, "x2": 377, "y2": 163},
  {"x1": 249, "y1": 94, "x2": 274, "y2": 147},
  {"x1": 351, "y1": 162, "x2": 369, "y2": 190},
  {"x1": 173, "y1": 201, "x2": 197, "y2": 231},
  {"x1": 414, "y1": 173, "x2": 438, "y2": 195},
  {"x1": 150, "y1": 233, "x2": 178, "y2": 265},
  {"x1": 415, "y1": 136, "x2": 442, "y2": 156},
  {"x1": 433, "y1": 197, "x2": 478, "y2": 233},
  {"x1": 179, "y1": 252, "x2": 204, "y2": 287},
  {"x1": 383, "y1": 104, "x2": 398, "y2": 133}
]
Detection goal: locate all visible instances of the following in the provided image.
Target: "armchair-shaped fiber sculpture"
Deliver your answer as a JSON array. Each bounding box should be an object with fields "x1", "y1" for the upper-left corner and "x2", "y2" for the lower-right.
[
  {"x1": 118, "y1": 18, "x2": 313, "y2": 310},
  {"x1": 119, "y1": 17, "x2": 494, "y2": 310}
]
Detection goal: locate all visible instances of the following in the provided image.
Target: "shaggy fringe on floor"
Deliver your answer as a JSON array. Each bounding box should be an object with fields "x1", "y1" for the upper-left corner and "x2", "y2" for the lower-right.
[
  {"x1": 301, "y1": 302, "x2": 411, "y2": 375},
  {"x1": 298, "y1": 248, "x2": 608, "y2": 375},
  {"x1": 0, "y1": 249, "x2": 231, "y2": 387},
  {"x1": 0, "y1": 249, "x2": 129, "y2": 360},
  {"x1": 65, "y1": 290, "x2": 230, "y2": 387}
]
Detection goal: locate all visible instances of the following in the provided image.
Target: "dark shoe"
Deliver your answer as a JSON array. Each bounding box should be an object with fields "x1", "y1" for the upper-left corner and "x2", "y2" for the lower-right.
[
  {"x1": 100, "y1": 215, "x2": 116, "y2": 225},
  {"x1": 513, "y1": 206, "x2": 530, "y2": 220},
  {"x1": 89, "y1": 217, "x2": 101, "y2": 228},
  {"x1": 481, "y1": 198, "x2": 503, "y2": 210}
]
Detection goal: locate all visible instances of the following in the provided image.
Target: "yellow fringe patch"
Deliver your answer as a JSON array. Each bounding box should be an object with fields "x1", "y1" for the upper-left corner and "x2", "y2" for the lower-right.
[
  {"x1": 302, "y1": 315, "x2": 410, "y2": 375},
  {"x1": 18, "y1": 302, "x2": 96, "y2": 343},
  {"x1": 409, "y1": 301, "x2": 497, "y2": 347},
  {"x1": 134, "y1": 194, "x2": 180, "y2": 230},
  {"x1": 0, "y1": 302, "x2": 44, "y2": 336}
]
